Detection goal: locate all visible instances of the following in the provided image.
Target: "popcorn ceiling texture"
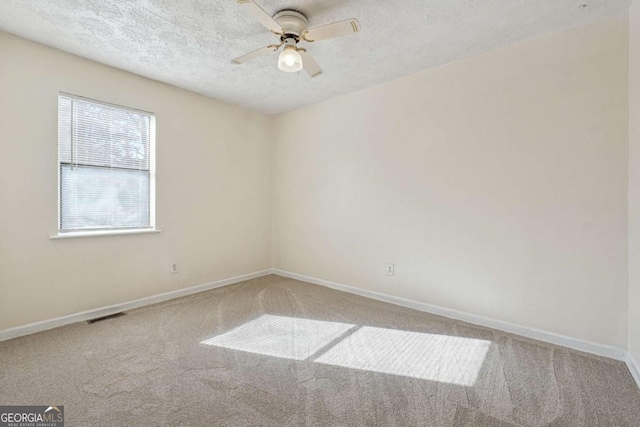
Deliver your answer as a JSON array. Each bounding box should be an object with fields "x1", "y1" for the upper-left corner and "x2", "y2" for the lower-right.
[{"x1": 0, "y1": 0, "x2": 631, "y2": 114}]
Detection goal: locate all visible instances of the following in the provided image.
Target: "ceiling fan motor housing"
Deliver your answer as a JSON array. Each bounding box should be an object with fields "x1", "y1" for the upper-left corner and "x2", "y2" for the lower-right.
[{"x1": 273, "y1": 10, "x2": 308, "y2": 39}]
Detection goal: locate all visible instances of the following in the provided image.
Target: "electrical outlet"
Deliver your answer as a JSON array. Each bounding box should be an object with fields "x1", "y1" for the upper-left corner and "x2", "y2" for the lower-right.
[
  {"x1": 170, "y1": 263, "x2": 179, "y2": 274},
  {"x1": 386, "y1": 263, "x2": 395, "y2": 276}
]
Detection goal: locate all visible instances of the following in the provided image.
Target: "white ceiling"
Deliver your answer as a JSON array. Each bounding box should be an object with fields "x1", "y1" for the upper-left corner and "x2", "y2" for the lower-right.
[{"x1": 0, "y1": 0, "x2": 631, "y2": 114}]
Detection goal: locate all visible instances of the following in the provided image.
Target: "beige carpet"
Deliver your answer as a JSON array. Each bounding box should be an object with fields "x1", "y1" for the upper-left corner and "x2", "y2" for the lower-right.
[{"x1": 1, "y1": 274, "x2": 639, "y2": 426}]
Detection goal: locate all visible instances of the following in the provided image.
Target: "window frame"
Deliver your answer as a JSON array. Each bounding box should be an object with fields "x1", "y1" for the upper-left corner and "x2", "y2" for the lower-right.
[{"x1": 53, "y1": 93, "x2": 158, "y2": 238}]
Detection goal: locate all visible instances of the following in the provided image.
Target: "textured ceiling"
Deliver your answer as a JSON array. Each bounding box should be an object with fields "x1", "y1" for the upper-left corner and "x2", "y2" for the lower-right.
[{"x1": 0, "y1": 0, "x2": 632, "y2": 114}]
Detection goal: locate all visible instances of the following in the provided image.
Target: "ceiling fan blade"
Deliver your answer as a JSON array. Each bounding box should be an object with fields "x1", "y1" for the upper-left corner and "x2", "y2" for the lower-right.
[
  {"x1": 235, "y1": 0, "x2": 283, "y2": 34},
  {"x1": 302, "y1": 19, "x2": 361, "y2": 42},
  {"x1": 231, "y1": 44, "x2": 280, "y2": 64},
  {"x1": 298, "y1": 49, "x2": 322, "y2": 78}
]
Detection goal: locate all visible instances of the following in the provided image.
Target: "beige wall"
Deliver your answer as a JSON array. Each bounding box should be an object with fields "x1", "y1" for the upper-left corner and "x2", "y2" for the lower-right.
[
  {"x1": 0, "y1": 32, "x2": 272, "y2": 331},
  {"x1": 0, "y1": 12, "x2": 633, "y2": 351},
  {"x1": 629, "y1": 0, "x2": 640, "y2": 362},
  {"x1": 273, "y1": 15, "x2": 629, "y2": 348}
]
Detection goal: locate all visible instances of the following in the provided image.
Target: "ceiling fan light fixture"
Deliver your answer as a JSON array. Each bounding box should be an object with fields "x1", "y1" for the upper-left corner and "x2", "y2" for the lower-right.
[
  {"x1": 232, "y1": 1, "x2": 361, "y2": 77},
  {"x1": 278, "y1": 45, "x2": 303, "y2": 73}
]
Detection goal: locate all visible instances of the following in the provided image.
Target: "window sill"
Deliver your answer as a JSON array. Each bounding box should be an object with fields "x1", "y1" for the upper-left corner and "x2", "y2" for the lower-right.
[{"x1": 50, "y1": 229, "x2": 162, "y2": 239}]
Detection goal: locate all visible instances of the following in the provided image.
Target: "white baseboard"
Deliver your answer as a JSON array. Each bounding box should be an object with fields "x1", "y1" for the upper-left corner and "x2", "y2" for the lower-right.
[
  {"x1": 627, "y1": 354, "x2": 640, "y2": 389},
  {"x1": 0, "y1": 269, "x2": 273, "y2": 342},
  {"x1": 3, "y1": 267, "x2": 635, "y2": 378},
  {"x1": 273, "y1": 269, "x2": 628, "y2": 362}
]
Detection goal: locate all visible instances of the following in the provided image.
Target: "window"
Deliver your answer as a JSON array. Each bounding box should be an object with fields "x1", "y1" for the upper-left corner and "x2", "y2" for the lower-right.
[{"x1": 57, "y1": 94, "x2": 156, "y2": 235}]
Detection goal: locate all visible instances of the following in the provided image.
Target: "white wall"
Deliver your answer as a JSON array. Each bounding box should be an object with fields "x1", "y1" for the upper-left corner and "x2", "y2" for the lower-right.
[
  {"x1": 273, "y1": 15, "x2": 629, "y2": 348},
  {"x1": 629, "y1": 0, "x2": 640, "y2": 363},
  {"x1": 0, "y1": 31, "x2": 272, "y2": 331}
]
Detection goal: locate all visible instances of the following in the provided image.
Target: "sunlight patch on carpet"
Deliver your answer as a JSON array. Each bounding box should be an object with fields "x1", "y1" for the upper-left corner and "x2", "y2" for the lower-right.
[
  {"x1": 202, "y1": 315, "x2": 490, "y2": 386},
  {"x1": 201, "y1": 314, "x2": 354, "y2": 360},
  {"x1": 314, "y1": 326, "x2": 491, "y2": 386}
]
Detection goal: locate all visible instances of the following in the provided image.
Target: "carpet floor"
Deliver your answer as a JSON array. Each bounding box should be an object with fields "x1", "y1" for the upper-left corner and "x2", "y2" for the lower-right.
[{"x1": 1, "y1": 274, "x2": 639, "y2": 426}]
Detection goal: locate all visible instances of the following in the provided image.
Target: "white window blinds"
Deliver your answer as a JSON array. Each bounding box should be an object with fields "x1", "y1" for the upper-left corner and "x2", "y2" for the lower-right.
[{"x1": 58, "y1": 94, "x2": 155, "y2": 232}]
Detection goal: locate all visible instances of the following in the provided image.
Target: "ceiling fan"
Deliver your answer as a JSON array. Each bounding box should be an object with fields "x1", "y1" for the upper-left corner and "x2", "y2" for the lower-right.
[{"x1": 232, "y1": 0, "x2": 361, "y2": 77}]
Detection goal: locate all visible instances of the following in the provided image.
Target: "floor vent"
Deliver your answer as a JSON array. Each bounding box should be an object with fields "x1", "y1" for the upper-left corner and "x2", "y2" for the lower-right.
[{"x1": 87, "y1": 312, "x2": 126, "y2": 324}]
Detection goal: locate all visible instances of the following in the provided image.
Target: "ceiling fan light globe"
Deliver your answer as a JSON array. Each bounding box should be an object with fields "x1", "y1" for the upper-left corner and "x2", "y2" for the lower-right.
[{"x1": 278, "y1": 46, "x2": 303, "y2": 73}]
